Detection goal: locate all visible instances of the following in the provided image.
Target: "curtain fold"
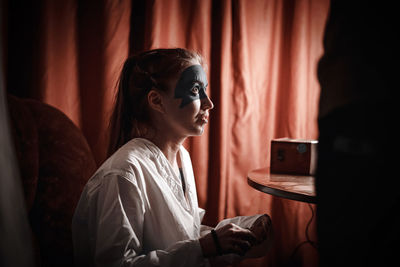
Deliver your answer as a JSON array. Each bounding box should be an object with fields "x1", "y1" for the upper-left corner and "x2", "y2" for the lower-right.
[{"x1": 3, "y1": 0, "x2": 329, "y2": 266}]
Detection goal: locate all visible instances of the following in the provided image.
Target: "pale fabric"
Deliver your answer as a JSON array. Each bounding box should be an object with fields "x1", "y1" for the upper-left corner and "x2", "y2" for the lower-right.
[{"x1": 72, "y1": 138, "x2": 267, "y2": 267}]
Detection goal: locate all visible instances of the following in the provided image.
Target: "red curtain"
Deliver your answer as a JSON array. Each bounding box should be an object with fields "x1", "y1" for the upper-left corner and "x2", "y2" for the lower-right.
[{"x1": 3, "y1": 0, "x2": 329, "y2": 266}]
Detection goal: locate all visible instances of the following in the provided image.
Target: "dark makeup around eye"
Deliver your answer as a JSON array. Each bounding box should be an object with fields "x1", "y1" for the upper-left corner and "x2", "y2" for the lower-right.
[{"x1": 174, "y1": 65, "x2": 208, "y2": 108}]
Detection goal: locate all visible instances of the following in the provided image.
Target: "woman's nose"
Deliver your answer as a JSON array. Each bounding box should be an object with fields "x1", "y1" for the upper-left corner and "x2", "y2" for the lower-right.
[{"x1": 201, "y1": 96, "x2": 214, "y2": 110}]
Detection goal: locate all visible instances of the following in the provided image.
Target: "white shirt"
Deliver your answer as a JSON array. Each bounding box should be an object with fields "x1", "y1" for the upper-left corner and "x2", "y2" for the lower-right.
[{"x1": 72, "y1": 138, "x2": 268, "y2": 267}]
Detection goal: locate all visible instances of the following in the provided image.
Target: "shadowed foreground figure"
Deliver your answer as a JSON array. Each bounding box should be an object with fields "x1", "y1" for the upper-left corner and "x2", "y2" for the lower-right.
[{"x1": 316, "y1": 1, "x2": 398, "y2": 266}]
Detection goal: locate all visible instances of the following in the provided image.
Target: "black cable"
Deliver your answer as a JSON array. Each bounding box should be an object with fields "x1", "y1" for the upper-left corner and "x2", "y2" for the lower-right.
[
  {"x1": 305, "y1": 203, "x2": 317, "y2": 249},
  {"x1": 290, "y1": 203, "x2": 318, "y2": 261}
]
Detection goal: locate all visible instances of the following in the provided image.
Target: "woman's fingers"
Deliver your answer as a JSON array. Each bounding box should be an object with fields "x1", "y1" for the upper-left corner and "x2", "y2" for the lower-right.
[
  {"x1": 233, "y1": 228, "x2": 258, "y2": 245},
  {"x1": 202, "y1": 217, "x2": 273, "y2": 258},
  {"x1": 235, "y1": 240, "x2": 252, "y2": 255},
  {"x1": 214, "y1": 223, "x2": 260, "y2": 255},
  {"x1": 225, "y1": 239, "x2": 252, "y2": 255},
  {"x1": 249, "y1": 214, "x2": 272, "y2": 243}
]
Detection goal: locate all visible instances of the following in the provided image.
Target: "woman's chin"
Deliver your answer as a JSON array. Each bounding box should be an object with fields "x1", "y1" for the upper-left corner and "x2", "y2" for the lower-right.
[{"x1": 189, "y1": 125, "x2": 206, "y2": 136}]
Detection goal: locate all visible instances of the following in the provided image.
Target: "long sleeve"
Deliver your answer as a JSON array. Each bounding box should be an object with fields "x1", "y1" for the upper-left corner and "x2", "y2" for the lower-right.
[
  {"x1": 94, "y1": 174, "x2": 206, "y2": 267},
  {"x1": 72, "y1": 171, "x2": 207, "y2": 267}
]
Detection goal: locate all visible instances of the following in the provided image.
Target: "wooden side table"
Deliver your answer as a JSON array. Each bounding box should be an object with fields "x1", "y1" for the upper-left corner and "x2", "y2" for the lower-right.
[{"x1": 247, "y1": 167, "x2": 316, "y2": 203}]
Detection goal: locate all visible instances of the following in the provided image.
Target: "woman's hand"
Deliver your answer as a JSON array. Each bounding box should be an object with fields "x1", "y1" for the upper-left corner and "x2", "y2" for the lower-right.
[
  {"x1": 199, "y1": 223, "x2": 258, "y2": 257},
  {"x1": 249, "y1": 214, "x2": 272, "y2": 245}
]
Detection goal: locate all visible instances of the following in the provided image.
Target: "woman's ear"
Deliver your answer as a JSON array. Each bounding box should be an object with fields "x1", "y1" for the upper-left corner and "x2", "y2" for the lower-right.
[{"x1": 147, "y1": 89, "x2": 165, "y2": 114}]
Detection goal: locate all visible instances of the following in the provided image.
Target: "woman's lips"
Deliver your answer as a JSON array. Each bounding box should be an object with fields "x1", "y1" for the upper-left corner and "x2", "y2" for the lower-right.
[{"x1": 197, "y1": 114, "x2": 209, "y2": 123}]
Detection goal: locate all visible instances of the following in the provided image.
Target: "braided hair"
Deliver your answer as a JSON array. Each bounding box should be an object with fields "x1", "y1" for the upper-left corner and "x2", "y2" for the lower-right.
[{"x1": 107, "y1": 48, "x2": 204, "y2": 156}]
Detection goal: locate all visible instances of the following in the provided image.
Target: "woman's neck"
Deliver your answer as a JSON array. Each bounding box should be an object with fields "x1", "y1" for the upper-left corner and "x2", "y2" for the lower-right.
[{"x1": 146, "y1": 132, "x2": 185, "y2": 169}]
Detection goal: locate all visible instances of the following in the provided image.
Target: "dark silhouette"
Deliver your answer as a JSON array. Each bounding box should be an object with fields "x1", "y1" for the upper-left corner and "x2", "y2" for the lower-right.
[{"x1": 316, "y1": 1, "x2": 398, "y2": 266}]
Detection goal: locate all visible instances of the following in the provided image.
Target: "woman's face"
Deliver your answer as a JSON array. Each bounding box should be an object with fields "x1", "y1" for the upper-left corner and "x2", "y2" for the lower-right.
[{"x1": 161, "y1": 63, "x2": 214, "y2": 137}]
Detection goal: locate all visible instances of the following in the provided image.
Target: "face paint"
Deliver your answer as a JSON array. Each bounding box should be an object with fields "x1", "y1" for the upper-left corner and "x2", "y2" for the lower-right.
[{"x1": 174, "y1": 65, "x2": 208, "y2": 108}]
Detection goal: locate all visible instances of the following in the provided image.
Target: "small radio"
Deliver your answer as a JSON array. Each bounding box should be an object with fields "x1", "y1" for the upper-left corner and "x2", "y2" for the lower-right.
[{"x1": 270, "y1": 138, "x2": 318, "y2": 175}]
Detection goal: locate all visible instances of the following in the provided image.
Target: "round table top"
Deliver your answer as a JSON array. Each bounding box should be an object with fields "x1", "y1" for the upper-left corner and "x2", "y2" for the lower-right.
[{"x1": 247, "y1": 167, "x2": 316, "y2": 203}]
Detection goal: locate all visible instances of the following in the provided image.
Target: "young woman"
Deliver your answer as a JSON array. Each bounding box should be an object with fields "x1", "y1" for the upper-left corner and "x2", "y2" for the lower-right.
[{"x1": 72, "y1": 48, "x2": 272, "y2": 267}]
